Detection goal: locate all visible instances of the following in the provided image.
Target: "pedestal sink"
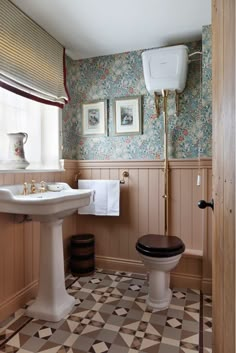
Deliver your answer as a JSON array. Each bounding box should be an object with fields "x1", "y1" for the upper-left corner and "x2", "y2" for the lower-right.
[{"x1": 0, "y1": 183, "x2": 92, "y2": 322}]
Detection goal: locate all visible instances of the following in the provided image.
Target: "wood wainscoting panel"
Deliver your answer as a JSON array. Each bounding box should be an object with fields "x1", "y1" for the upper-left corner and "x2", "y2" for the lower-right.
[
  {"x1": 169, "y1": 168, "x2": 205, "y2": 251},
  {"x1": 0, "y1": 160, "x2": 212, "y2": 321},
  {"x1": 73, "y1": 162, "x2": 166, "y2": 263},
  {"x1": 127, "y1": 168, "x2": 139, "y2": 259},
  {"x1": 67, "y1": 159, "x2": 212, "y2": 291}
]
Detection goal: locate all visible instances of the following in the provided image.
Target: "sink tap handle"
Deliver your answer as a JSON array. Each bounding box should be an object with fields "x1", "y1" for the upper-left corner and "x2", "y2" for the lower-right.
[
  {"x1": 39, "y1": 181, "x2": 47, "y2": 193},
  {"x1": 22, "y1": 182, "x2": 28, "y2": 195},
  {"x1": 31, "y1": 180, "x2": 37, "y2": 194}
]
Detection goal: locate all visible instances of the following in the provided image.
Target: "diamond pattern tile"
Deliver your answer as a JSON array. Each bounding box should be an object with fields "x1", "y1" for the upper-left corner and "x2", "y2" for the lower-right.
[
  {"x1": 172, "y1": 291, "x2": 186, "y2": 300},
  {"x1": 0, "y1": 270, "x2": 212, "y2": 353},
  {"x1": 90, "y1": 340, "x2": 111, "y2": 353},
  {"x1": 166, "y1": 318, "x2": 182, "y2": 329},
  {"x1": 34, "y1": 326, "x2": 56, "y2": 339},
  {"x1": 128, "y1": 285, "x2": 142, "y2": 291},
  {"x1": 113, "y1": 307, "x2": 128, "y2": 317}
]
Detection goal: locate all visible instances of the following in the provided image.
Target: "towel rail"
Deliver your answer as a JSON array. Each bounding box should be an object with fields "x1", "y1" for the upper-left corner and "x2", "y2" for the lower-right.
[
  {"x1": 120, "y1": 171, "x2": 129, "y2": 184},
  {"x1": 75, "y1": 170, "x2": 129, "y2": 184}
]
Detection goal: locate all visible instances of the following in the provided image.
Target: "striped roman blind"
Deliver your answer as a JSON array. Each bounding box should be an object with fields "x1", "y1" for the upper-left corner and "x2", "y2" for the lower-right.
[{"x1": 0, "y1": 0, "x2": 69, "y2": 108}]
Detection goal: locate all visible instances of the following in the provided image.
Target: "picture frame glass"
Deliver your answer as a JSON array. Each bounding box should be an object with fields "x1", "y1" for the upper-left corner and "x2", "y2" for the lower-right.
[
  {"x1": 114, "y1": 96, "x2": 141, "y2": 136},
  {"x1": 82, "y1": 101, "x2": 107, "y2": 136}
]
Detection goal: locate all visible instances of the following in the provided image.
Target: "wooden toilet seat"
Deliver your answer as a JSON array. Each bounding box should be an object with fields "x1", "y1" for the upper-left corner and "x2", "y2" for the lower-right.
[{"x1": 136, "y1": 234, "x2": 185, "y2": 258}]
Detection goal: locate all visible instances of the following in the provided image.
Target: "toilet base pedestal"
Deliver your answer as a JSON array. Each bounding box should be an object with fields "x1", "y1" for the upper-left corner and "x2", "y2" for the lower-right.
[
  {"x1": 147, "y1": 288, "x2": 172, "y2": 310},
  {"x1": 147, "y1": 270, "x2": 172, "y2": 310},
  {"x1": 137, "y1": 251, "x2": 183, "y2": 311}
]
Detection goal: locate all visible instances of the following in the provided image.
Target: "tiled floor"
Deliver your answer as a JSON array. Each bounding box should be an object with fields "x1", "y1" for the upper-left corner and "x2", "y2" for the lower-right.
[{"x1": 0, "y1": 270, "x2": 212, "y2": 353}]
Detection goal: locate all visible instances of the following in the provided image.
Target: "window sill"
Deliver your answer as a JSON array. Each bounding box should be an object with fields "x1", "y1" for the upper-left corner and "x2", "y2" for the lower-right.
[
  {"x1": 0, "y1": 168, "x2": 65, "y2": 174},
  {"x1": 0, "y1": 160, "x2": 65, "y2": 173}
]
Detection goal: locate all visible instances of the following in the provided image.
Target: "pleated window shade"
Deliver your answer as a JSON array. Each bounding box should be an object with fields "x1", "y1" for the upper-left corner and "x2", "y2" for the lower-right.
[{"x1": 0, "y1": 0, "x2": 69, "y2": 108}]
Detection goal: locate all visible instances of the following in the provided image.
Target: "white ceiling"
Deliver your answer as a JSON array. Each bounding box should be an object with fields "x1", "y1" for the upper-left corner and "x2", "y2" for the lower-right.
[{"x1": 11, "y1": 0, "x2": 211, "y2": 60}]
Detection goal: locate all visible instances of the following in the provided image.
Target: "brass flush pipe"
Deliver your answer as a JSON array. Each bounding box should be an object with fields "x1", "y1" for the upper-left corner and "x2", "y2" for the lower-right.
[
  {"x1": 154, "y1": 90, "x2": 169, "y2": 235},
  {"x1": 162, "y1": 89, "x2": 169, "y2": 235},
  {"x1": 175, "y1": 90, "x2": 180, "y2": 117},
  {"x1": 154, "y1": 92, "x2": 161, "y2": 117}
]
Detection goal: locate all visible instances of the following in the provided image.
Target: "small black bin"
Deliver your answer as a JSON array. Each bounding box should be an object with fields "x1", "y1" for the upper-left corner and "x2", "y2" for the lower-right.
[{"x1": 70, "y1": 234, "x2": 95, "y2": 276}]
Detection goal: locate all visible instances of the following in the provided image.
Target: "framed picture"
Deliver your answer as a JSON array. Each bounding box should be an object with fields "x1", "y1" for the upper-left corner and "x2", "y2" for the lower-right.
[
  {"x1": 113, "y1": 96, "x2": 142, "y2": 136},
  {"x1": 82, "y1": 100, "x2": 107, "y2": 136}
]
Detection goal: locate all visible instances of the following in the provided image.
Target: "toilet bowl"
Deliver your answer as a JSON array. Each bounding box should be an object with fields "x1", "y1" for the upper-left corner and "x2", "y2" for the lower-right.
[{"x1": 136, "y1": 234, "x2": 185, "y2": 310}]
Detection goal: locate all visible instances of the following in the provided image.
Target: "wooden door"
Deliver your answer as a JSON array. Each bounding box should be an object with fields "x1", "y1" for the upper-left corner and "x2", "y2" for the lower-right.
[{"x1": 212, "y1": 0, "x2": 235, "y2": 352}]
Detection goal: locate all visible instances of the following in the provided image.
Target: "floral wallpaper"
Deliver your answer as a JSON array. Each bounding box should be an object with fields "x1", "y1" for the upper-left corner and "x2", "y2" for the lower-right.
[
  {"x1": 201, "y1": 25, "x2": 212, "y2": 158},
  {"x1": 63, "y1": 26, "x2": 212, "y2": 160}
]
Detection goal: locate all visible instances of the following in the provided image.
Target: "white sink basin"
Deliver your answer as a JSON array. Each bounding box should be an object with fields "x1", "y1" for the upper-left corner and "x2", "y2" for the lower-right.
[
  {"x1": 0, "y1": 182, "x2": 93, "y2": 322},
  {"x1": 0, "y1": 182, "x2": 92, "y2": 221}
]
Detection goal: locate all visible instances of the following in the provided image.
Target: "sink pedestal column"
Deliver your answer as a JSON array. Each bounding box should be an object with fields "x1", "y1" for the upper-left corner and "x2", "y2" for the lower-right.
[{"x1": 26, "y1": 219, "x2": 75, "y2": 322}]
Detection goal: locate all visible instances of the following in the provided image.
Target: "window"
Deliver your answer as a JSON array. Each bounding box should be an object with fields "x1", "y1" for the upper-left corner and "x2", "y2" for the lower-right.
[
  {"x1": 1, "y1": 0, "x2": 69, "y2": 108},
  {"x1": 0, "y1": 88, "x2": 62, "y2": 170}
]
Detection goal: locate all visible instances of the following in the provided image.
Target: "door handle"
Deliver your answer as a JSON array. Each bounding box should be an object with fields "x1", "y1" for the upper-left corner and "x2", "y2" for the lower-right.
[{"x1": 198, "y1": 199, "x2": 214, "y2": 210}]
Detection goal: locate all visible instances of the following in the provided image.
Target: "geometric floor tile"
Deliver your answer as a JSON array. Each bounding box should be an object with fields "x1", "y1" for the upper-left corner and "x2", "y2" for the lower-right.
[
  {"x1": 203, "y1": 318, "x2": 212, "y2": 332},
  {"x1": 166, "y1": 317, "x2": 182, "y2": 329},
  {"x1": 118, "y1": 319, "x2": 162, "y2": 350},
  {"x1": 113, "y1": 307, "x2": 129, "y2": 317},
  {"x1": 0, "y1": 269, "x2": 212, "y2": 353},
  {"x1": 34, "y1": 326, "x2": 56, "y2": 339},
  {"x1": 128, "y1": 285, "x2": 142, "y2": 291},
  {"x1": 0, "y1": 330, "x2": 15, "y2": 344},
  {"x1": 89, "y1": 340, "x2": 111, "y2": 353},
  {"x1": 172, "y1": 291, "x2": 186, "y2": 300},
  {"x1": 180, "y1": 331, "x2": 199, "y2": 352},
  {"x1": 89, "y1": 278, "x2": 102, "y2": 284}
]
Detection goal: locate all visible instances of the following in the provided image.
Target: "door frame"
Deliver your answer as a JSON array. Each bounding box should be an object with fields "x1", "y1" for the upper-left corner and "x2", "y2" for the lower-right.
[{"x1": 212, "y1": 0, "x2": 235, "y2": 352}]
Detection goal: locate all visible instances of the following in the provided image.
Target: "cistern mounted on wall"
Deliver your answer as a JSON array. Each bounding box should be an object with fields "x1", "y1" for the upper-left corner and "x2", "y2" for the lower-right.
[
  {"x1": 142, "y1": 45, "x2": 201, "y2": 235},
  {"x1": 142, "y1": 45, "x2": 189, "y2": 116}
]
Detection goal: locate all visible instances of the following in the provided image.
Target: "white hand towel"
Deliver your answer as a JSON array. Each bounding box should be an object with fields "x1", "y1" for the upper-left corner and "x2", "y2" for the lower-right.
[{"x1": 78, "y1": 180, "x2": 120, "y2": 216}]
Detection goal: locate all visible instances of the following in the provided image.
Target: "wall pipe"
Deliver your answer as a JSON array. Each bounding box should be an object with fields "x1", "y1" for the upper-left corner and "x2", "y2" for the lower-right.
[
  {"x1": 162, "y1": 89, "x2": 169, "y2": 235},
  {"x1": 151, "y1": 52, "x2": 200, "y2": 235},
  {"x1": 155, "y1": 90, "x2": 169, "y2": 235}
]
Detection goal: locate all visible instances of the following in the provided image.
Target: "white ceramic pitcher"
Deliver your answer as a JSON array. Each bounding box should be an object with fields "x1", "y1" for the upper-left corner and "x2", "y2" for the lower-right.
[{"x1": 7, "y1": 132, "x2": 30, "y2": 169}]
